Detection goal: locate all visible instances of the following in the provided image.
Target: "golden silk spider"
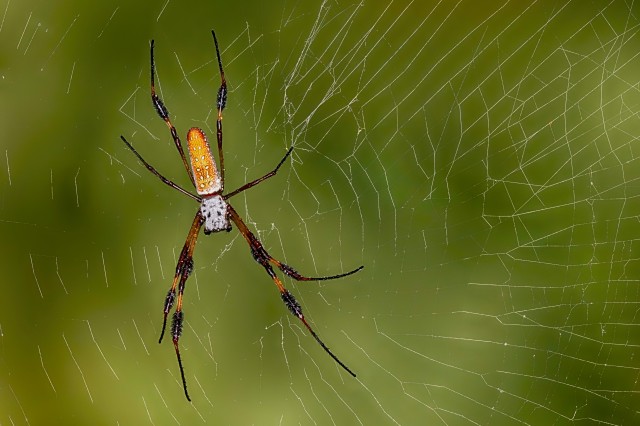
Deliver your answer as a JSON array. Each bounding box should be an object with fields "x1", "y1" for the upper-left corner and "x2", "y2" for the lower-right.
[{"x1": 120, "y1": 31, "x2": 363, "y2": 401}]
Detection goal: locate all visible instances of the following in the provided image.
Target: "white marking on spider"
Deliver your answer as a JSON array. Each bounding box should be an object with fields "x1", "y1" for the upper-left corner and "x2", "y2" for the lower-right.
[{"x1": 200, "y1": 195, "x2": 230, "y2": 234}]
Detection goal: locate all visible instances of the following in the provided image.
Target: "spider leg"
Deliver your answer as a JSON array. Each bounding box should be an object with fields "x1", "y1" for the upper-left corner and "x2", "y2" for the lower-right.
[
  {"x1": 120, "y1": 136, "x2": 201, "y2": 202},
  {"x1": 209, "y1": 31, "x2": 291, "y2": 198},
  {"x1": 211, "y1": 30, "x2": 227, "y2": 188},
  {"x1": 228, "y1": 177, "x2": 364, "y2": 280},
  {"x1": 276, "y1": 260, "x2": 363, "y2": 282},
  {"x1": 159, "y1": 210, "x2": 204, "y2": 402},
  {"x1": 224, "y1": 147, "x2": 294, "y2": 199},
  {"x1": 150, "y1": 39, "x2": 196, "y2": 188},
  {"x1": 227, "y1": 204, "x2": 358, "y2": 377}
]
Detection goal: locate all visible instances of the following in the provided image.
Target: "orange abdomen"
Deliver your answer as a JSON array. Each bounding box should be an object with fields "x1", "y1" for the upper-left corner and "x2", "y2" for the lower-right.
[{"x1": 187, "y1": 127, "x2": 221, "y2": 195}]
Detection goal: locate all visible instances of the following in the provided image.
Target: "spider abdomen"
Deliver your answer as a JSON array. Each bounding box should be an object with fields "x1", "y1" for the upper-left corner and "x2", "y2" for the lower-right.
[
  {"x1": 201, "y1": 195, "x2": 230, "y2": 234},
  {"x1": 187, "y1": 127, "x2": 221, "y2": 196}
]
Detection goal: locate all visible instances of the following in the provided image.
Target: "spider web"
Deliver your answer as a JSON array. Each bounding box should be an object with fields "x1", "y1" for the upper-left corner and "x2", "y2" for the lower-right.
[{"x1": 2, "y1": 0, "x2": 640, "y2": 424}]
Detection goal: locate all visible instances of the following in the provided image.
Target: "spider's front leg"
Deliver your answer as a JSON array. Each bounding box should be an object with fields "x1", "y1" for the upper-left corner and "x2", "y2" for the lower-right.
[
  {"x1": 159, "y1": 210, "x2": 203, "y2": 402},
  {"x1": 149, "y1": 39, "x2": 194, "y2": 187}
]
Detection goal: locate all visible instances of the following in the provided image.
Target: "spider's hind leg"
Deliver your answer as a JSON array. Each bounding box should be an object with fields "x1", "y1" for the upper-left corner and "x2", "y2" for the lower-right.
[
  {"x1": 226, "y1": 203, "x2": 360, "y2": 376},
  {"x1": 158, "y1": 210, "x2": 203, "y2": 402}
]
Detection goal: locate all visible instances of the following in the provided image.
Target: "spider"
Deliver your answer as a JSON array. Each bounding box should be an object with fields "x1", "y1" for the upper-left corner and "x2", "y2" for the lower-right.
[{"x1": 120, "y1": 30, "x2": 363, "y2": 401}]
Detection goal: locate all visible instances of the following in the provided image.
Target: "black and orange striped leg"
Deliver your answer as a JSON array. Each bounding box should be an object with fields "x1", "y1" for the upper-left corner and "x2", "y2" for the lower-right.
[
  {"x1": 149, "y1": 39, "x2": 196, "y2": 188},
  {"x1": 159, "y1": 210, "x2": 204, "y2": 401},
  {"x1": 227, "y1": 204, "x2": 362, "y2": 377},
  {"x1": 211, "y1": 30, "x2": 227, "y2": 188}
]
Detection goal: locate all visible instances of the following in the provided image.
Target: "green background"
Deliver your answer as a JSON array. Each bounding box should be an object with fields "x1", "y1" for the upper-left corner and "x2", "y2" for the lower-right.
[{"x1": 2, "y1": 0, "x2": 640, "y2": 424}]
